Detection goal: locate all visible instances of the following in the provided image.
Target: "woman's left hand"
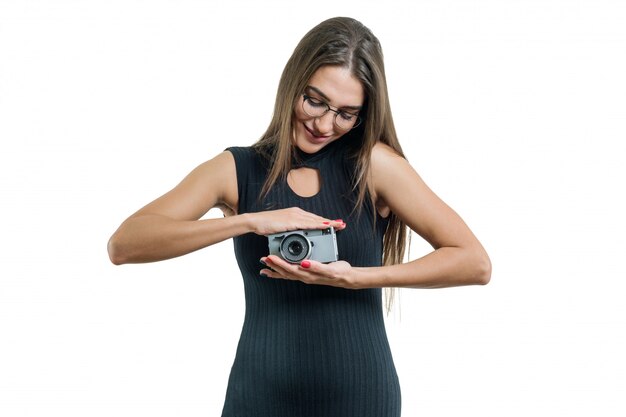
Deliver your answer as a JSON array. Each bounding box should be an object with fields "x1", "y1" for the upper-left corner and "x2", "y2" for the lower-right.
[{"x1": 260, "y1": 256, "x2": 356, "y2": 289}]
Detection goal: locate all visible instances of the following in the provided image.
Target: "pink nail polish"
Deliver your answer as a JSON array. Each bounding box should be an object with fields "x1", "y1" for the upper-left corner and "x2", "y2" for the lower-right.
[{"x1": 300, "y1": 260, "x2": 311, "y2": 269}]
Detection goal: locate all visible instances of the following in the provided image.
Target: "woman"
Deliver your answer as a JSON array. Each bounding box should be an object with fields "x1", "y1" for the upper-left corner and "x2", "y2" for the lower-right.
[{"x1": 108, "y1": 17, "x2": 491, "y2": 417}]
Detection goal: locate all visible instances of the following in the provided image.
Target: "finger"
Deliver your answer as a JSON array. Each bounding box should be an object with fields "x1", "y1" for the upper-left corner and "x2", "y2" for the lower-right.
[
  {"x1": 318, "y1": 219, "x2": 346, "y2": 230},
  {"x1": 299, "y1": 259, "x2": 317, "y2": 271},
  {"x1": 259, "y1": 257, "x2": 277, "y2": 272},
  {"x1": 264, "y1": 256, "x2": 295, "y2": 276},
  {"x1": 261, "y1": 265, "x2": 299, "y2": 281},
  {"x1": 334, "y1": 220, "x2": 347, "y2": 230},
  {"x1": 299, "y1": 260, "x2": 329, "y2": 278},
  {"x1": 260, "y1": 268, "x2": 281, "y2": 279},
  {"x1": 291, "y1": 209, "x2": 345, "y2": 230}
]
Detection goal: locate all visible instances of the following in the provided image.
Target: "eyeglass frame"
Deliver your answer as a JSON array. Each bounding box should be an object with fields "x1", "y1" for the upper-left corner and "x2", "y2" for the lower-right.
[{"x1": 301, "y1": 94, "x2": 362, "y2": 130}]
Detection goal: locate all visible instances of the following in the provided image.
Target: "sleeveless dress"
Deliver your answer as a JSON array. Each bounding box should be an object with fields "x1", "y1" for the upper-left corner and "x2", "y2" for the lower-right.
[{"x1": 222, "y1": 140, "x2": 401, "y2": 417}]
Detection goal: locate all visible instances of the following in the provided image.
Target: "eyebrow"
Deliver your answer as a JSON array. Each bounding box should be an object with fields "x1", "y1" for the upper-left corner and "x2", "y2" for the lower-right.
[{"x1": 305, "y1": 86, "x2": 363, "y2": 111}]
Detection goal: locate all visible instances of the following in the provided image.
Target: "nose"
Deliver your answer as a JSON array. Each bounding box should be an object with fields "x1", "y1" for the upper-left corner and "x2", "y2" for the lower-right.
[{"x1": 313, "y1": 111, "x2": 335, "y2": 135}]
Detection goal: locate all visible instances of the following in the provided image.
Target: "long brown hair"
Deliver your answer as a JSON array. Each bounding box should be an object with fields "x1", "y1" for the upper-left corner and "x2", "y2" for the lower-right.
[{"x1": 253, "y1": 17, "x2": 407, "y2": 312}]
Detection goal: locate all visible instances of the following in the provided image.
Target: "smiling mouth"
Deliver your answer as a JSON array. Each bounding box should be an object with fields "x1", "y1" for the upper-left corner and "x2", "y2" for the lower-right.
[{"x1": 304, "y1": 124, "x2": 329, "y2": 139}]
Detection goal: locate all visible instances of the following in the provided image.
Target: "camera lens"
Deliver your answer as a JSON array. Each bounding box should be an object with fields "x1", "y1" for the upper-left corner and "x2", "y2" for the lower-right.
[
  {"x1": 280, "y1": 234, "x2": 310, "y2": 263},
  {"x1": 288, "y1": 241, "x2": 303, "y2": 257}
]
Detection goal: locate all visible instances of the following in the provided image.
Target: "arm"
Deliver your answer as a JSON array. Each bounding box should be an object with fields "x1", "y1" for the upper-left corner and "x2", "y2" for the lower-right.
[
  {"x1": 107, "y1": 151, "x2": 246, "y2": 264},
  {"x1": 260, "y1": 143, "x2": 491, "y2": 288},
  {"x1": 107, "y1": 151, "x2": 345, "y2": 265},
  {"x1": 353, "y1": 142, "x2": 492, "y2": 288}
]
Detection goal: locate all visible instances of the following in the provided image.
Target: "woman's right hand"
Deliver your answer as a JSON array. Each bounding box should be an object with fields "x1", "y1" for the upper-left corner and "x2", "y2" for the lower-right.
[{"x1": 247, "y1": 207, "x2": 346, "y2": 236}]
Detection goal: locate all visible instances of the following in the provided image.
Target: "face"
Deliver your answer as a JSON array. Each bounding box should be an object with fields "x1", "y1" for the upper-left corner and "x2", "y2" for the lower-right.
[{"x1": 293, "y1": 65, "x2": 365, "y2": 154}]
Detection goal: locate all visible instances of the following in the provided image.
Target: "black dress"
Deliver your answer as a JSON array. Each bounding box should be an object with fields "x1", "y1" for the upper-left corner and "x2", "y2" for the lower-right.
[{"x1": 221, "y1": 140, "x2": 401, "y2": 417}]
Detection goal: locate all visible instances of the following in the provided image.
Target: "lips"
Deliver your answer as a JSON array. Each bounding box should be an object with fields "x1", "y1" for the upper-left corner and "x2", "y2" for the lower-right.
[{"x1": 303, "y1": 124, "x2": 330, "y2": 142}]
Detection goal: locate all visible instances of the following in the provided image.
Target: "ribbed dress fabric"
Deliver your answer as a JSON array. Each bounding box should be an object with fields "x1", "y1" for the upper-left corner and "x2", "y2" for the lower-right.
[{"x1": 221, "y1": 140, "x2": 401, "y2": 417}]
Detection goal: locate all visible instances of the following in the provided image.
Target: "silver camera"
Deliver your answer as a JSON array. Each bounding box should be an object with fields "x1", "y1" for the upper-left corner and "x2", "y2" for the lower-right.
[{"x1": 267, "y1": 227, "x2": 339, "y2": 264}]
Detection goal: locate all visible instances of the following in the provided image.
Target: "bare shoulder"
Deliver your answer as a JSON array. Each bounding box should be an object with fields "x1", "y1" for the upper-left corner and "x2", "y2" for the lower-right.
[
  {"x1": 370, "y1": 142, "x2": 476, "y2": 251},
  {"x1": 192, "y1": 150, "x2": 238, "y2": 213},
  {"x1": 370, "y1": 142, "x2": 406, "y2": 173},
  {"x1": 131, "y1": 150, "x2": 238, "y2": 221},
  {"x1": 370, "y1": 142, "x2": 410, "y2": 217},
  {"x1": 372, "y1": 141, "x2": 402, "y2": 158},
  {"x1": 195, "y1": 150, "x2": 236, "y2": 187}
]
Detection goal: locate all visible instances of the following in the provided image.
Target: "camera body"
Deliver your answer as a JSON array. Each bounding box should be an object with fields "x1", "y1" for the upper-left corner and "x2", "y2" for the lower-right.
[{"x1": 267, "y1": 227, "x2": 339, "y2": 264}]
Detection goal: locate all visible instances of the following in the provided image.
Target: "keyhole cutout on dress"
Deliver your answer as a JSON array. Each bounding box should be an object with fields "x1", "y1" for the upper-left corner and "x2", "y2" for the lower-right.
[{"x1": 287, "y1": 167, "x2": 322, "y2": 198}]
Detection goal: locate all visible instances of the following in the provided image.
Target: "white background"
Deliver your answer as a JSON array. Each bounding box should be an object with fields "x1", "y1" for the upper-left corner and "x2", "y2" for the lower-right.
[{"x1": 1, "y1": 0, "x2": 625, "y2": 416}]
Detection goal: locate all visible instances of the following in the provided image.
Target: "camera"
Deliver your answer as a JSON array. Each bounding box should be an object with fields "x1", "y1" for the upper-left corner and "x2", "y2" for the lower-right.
[{"x1": 267, "y1": 227, "x2": 339, "y2": 264}]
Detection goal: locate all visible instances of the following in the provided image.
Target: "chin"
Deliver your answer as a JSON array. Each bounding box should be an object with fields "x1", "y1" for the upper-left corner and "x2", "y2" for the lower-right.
[{"x1": 296, "y1": 139, "x2": 324, "y2": 154}]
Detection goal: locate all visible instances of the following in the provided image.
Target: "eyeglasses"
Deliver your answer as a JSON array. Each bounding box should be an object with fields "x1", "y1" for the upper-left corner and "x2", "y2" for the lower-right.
[{"x1": 301, "y1": 94, "x2": 362, "y2": 130}]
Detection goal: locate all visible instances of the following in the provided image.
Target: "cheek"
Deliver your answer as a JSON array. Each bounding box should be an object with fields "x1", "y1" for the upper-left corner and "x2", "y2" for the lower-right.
[{"x1": 293, "y1": 100, "x2": 315, "y2": 123}]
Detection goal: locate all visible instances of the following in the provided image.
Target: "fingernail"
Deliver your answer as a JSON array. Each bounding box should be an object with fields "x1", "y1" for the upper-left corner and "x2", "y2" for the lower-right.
[
  {"x1": 300, "y1": 260, "x2": 311, "y2": 269},
  {"x1": 323, "y1": 221, "x2": 330, "y2": 225},
  {"x1": 260, "y1": 272, "x2": 268, "y2": 278},
  {"x1": 334, "y1": 219, "x2": 343, "y2": 223},
  {"x1": 260, "y1": 259, "x2": 267, "y2": 266}
]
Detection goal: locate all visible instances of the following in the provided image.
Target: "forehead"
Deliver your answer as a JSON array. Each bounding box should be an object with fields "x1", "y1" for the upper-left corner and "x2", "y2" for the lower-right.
[{"x1": 306, "y1": 66, "x2": 364, "y2": 108}]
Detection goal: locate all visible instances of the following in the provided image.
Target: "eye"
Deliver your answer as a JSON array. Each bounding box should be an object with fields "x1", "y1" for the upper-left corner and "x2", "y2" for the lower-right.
[
  {"x1": 338, "y1": 111, "x2": 357, "y2": 121},
  {"x1": 305, "y1": 96, "x2": 327, "y2": 108}
]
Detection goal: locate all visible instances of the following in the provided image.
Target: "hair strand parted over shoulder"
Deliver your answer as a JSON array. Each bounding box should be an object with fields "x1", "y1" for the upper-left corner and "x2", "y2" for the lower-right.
[{"x1": 253, "y1": 17, "x2": 407, "y2": 313}]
